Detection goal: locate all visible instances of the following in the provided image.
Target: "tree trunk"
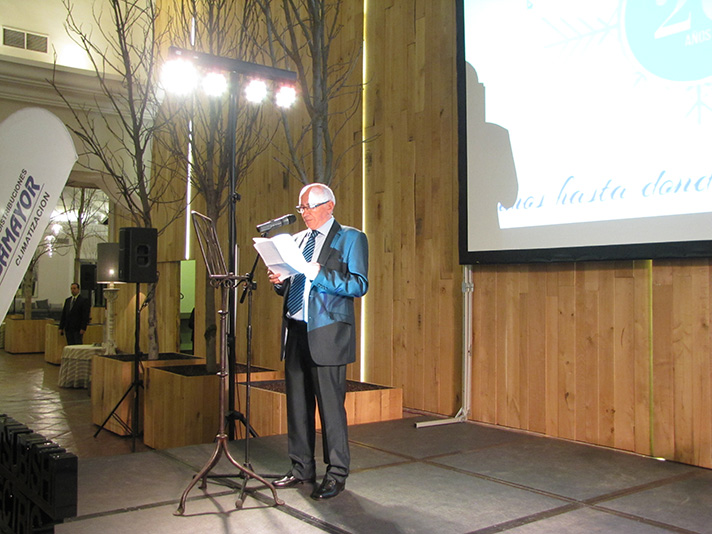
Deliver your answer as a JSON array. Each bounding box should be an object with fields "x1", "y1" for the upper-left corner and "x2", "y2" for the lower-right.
[
  {"x1": 147, "y1": 281, "x2": 160, "y2": 360},
  {"x1": 22, "y1": 267, "x2": 34, "y2": 320},
  {"x1": 73, "y1": 235, "x2": 84, "y2": 283}
]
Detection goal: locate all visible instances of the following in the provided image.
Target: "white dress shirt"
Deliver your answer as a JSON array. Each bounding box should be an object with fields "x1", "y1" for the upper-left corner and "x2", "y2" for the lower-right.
[{"x1": 288, "y1": 217, "x2": 334, "y2": 322}]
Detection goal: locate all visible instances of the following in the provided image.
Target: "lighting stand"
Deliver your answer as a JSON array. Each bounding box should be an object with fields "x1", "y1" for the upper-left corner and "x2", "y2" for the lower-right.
[
  {"x1": 163, "y1": 47, "x2": 296, "y2": 513},
  {"x1": 175, "y1": 211, "x2": 282, "y2": 515},
  {"x1": 165, "y1": 47, "x2": 296, "y2": 441}
]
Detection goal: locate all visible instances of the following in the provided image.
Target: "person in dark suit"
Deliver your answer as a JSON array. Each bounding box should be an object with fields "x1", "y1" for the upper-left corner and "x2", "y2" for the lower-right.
[
  {"x1": 268, "y1": 183, "x2": 369, "y2": 500},
  {"x1": 58, "y1": 282, "x2": 91, "y2": 345}
]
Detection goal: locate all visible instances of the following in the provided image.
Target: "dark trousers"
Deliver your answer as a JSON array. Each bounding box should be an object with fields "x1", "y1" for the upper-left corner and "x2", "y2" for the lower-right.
[
  {"x1": 284, "y1": 319, "x2": 349, "y2": 482},
  {"x1": 64, "y1": 329, "x2": 83, "y2": 346}
]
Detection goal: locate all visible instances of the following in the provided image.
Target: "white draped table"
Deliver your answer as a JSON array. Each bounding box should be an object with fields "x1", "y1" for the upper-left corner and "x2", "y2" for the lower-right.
[{"x1": 58, "y1": 344, "x2": 106, "y2": 388}]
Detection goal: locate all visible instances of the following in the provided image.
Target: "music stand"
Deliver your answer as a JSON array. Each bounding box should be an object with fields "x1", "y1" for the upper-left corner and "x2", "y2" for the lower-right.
[{"x1": 175, "y1": 211, "x2": 283, "y2": 515}]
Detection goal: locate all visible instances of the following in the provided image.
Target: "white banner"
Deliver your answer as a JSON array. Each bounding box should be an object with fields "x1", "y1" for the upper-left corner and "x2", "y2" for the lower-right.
[{"x1": 0, "y1": 108, "x2": 77, "y2": 322}]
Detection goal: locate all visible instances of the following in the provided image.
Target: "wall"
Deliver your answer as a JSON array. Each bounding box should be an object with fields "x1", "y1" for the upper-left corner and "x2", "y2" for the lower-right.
[
  {"x1": 363, "y1": 0, "x2": 461, "y2": 414},
  {"x1": 469, "y1": 260, "x2": 712, "y2": 469},
  {"x1": 651, "y1": 260, "x2": 712, "y2": 468},
  {"x1": 36, "y1": 227, "x2": 107, "y2": 306},
  {"x1": 0, "y1": 48, "x2": 114, "y2": 316},
  {"x1": 470, "y1": 262, "x2": 652, "y2": 452},
  {"x1": 0, "y1": 0, "x2": 112, "y2": 70},
  {"x1": 361, "y1": 0, "x2": 712, "y2": 470}
]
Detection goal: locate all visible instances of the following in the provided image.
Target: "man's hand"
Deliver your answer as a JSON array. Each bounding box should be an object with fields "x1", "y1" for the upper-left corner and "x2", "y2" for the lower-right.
[{"x1": 267, "y1": 269, "x2": 283, "y2": 285}]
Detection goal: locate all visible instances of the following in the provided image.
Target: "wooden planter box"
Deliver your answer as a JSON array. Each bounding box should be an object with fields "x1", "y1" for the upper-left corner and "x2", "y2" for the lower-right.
[
  {"x1": 91, "y1": 353, "x2": 203, "y2": 437},
  {"x1": 44, "y1": 323, "x2": 104, "y2": 365},
  {"x1": 236, "y1": 380, "x2": 403, "y2": 438},
  {"x1": 0, "y1": 315, "x2": 21, "y2": 349},
  {"x1": 143, "y1": 364, "x2": 282, "y2": 450},
  {"x1": 4, "y1": 317, "x2": 54, "y2": 354}
]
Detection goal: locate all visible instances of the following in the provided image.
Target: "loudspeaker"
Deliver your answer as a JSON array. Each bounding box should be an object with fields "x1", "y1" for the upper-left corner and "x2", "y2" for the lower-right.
[
  {"x1": 119, "y1": 227, "x2": 158, "y2": 283},
  {"x1": 79, "y1": 263, "x2": 96, "y2": 291}
]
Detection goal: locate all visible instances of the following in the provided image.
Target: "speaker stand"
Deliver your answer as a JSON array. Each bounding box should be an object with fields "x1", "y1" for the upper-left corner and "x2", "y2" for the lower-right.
[{"x1": 94, "y1": 283, "x2": 143, "y2": 452}]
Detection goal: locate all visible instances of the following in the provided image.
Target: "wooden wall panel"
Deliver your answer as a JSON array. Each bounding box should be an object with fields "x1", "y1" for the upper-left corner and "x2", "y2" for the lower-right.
[
  {"x1": 468, "y1": 259, "x2": 712, "y2": 468},
  {"x1": 471, "y1": 263, "x2": 652, "y2": 456},
  {"x1": 652, "y1": 260, "x2": 712, "y2": 468},
  {"x1": 363, "y1": 0, "x2": 461, "y2": 415},
  {"x1": 544, "y1": 269, "x2": 560, "y2": 436},
  {"x1": 651, "y1": 263, "x2": 675, "y2": 458},
  {"x1": 632, "y1": 263, "x2": 652, "y2": 455}
]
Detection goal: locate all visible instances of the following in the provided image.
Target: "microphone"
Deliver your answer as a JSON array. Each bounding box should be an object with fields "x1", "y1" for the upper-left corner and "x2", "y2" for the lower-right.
[{"x1": 256, "y1": 213, "x2": 297, "y2": 234}]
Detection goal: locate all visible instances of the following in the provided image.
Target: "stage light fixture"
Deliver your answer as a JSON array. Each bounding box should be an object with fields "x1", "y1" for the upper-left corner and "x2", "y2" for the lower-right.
[
  {"x1": 245, "y1": 79, "x2": 268, "y2": 103},
  {"x1": 161, "y1": 58, "x2": 199, "y2": 95},
  {"x1": 275, "y1": 85, "x2": 297, "y2": 108},
  {"x1": 202, "y1": 71, "x2": 228, "y2": 97}
]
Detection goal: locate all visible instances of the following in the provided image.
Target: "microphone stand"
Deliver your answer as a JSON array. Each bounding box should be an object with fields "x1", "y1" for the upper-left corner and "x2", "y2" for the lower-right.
[
  {"x1": 229, "y1": 217, "x2": 295, "y2": 485},
  {"x1": 236, "y1": 230, "x2": 281, "y2": 484},
  {"x1": 223, "y1": 246, "x2": 261, "y2": 440}
]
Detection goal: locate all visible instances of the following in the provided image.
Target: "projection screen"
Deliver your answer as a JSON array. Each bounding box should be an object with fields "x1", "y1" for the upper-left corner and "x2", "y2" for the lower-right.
[{"x1": 458, "y1": 0, "x2": 712, "y2": 264}]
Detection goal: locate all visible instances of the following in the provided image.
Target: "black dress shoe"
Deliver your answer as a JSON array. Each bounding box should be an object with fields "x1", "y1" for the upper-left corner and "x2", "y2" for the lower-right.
[
  {"x1": 310, "y1": 477, "x2": 345, "y2": 500},
  {"x1": 272, "y1": 472, "x2": 316, "y2": 489}
]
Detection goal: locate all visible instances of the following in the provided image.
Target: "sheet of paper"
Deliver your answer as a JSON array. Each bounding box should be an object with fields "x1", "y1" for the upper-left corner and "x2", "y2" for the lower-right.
[{"x1": 253, "y1": 233, "x2": 310, "y2": 279}]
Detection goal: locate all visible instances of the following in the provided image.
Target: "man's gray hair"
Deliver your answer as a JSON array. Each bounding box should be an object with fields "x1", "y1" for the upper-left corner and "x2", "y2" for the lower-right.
[{"x1": 300, "y1": 183, "x2": 336, "y2": 206}]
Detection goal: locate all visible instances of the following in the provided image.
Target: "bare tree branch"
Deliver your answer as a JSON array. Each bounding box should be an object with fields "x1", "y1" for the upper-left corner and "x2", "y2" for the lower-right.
[
  {"x1": 50, "y1": 0, "x2": 186, "y2": 358},
  {"x1": 57, "y1": 186, "x2": 109, "y2": 282},
  {"x1": 256, "y1": 0, "x2": 363, "y2": 186}
]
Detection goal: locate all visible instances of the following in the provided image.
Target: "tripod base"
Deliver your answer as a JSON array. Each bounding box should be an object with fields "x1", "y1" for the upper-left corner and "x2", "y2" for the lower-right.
[
  {"x1": 414, "y1": 406, "x2": 468, "y2": 429},
  {"x1": 174, "y1": 432, "x2": 283, "y2": 515},
  {"x1": 93, "y1": 378, "x2": 142, "y2": 452}
]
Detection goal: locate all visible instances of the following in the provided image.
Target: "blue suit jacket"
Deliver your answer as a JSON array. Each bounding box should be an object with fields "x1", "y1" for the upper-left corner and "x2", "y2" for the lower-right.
[{"x1": 278, "y1": 220, "x2": 369, "y2": 366}]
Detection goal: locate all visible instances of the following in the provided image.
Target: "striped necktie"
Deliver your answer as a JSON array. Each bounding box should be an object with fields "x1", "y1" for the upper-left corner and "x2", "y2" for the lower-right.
[{"x1": 286, "y1": 230, "x2": 318, "y2": 316}]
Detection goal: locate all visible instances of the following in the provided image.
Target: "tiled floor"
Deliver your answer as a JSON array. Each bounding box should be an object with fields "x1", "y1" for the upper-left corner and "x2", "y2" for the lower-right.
[
  {"x1": 0, "y1": 348, "x2": 149, "y2": 457},
  {"x1": 3, "y1": 348, "x2": 712, "y2": 533}
]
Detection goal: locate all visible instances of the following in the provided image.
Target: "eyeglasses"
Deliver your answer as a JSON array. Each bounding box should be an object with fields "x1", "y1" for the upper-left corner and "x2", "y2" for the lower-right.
[{"x1": 295, "y1": 200, "x2": 329, "y2": 213}]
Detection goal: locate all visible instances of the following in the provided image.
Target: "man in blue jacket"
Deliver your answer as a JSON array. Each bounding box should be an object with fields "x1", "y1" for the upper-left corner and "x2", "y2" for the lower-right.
[{"x1": 268, "y1": 183, "x2": 369, "y2": 500}]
